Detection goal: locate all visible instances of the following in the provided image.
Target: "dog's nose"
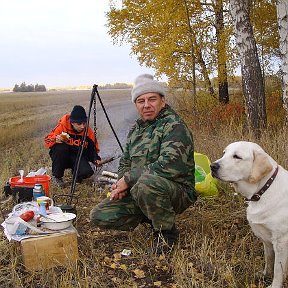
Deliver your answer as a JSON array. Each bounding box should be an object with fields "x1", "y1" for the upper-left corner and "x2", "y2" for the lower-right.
[{"x1": 210, "y1": 162, "x2": 220, "y2": 174}]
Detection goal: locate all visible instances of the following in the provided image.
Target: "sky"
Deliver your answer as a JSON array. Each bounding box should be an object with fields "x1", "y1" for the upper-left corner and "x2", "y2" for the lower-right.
[{"x1": 0, "y1": 0, "x2": 156, "y2": 88}]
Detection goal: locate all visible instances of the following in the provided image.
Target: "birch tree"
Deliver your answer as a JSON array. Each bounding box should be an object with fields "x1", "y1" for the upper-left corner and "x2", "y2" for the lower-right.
[
  {"x1": 276, "y1": 0, "x2": 288, "y2": 121},
  {"x1": 230, "y1": 0, "x2": 266, "y2": 137}
]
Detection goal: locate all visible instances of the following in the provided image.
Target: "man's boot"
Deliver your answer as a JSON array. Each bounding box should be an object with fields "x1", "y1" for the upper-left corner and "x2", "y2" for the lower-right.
[
  {"x1": 153, "y1": 224, "x2": 179, "y2": 254},
  {"x1": 141, "y1": 215, "x2": 153, "y2": 226}
]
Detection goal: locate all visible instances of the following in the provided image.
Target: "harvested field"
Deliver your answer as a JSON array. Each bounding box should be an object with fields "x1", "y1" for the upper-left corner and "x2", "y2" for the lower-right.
[{"x1": 0, "y1": 89, "x2": 287, "y2": 287}]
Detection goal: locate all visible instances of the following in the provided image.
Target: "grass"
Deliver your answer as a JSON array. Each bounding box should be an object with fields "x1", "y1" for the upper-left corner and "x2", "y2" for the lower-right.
[{"x1": 0, "y1": 88, "x2": 287, "y2": 287}]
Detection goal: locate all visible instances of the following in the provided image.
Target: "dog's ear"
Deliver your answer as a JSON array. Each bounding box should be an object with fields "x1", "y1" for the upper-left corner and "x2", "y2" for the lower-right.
[{"x1": 248, "y1": 151, "x2": 273, "y2": 184}]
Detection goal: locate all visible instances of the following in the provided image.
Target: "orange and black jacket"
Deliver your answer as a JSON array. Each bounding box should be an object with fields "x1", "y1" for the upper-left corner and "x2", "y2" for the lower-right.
[{"x1": 44, "y1": 114, "x2": 100, "y2": 162}]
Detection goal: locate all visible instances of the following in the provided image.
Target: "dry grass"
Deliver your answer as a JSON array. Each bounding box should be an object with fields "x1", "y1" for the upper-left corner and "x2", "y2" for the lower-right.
[{"x1": 0, "y1": 89, "x2": 287, "y2": 287}]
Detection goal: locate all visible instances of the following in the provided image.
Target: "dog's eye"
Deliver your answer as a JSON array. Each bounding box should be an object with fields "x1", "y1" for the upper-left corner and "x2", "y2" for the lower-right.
[{"x1": 233, "y1": 154, "x2": 242, "y2": 159}]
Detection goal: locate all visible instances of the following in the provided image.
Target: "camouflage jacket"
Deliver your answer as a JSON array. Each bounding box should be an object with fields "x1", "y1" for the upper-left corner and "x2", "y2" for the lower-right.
[{"x1": 118, "y1": 104, "x2": 195, "y2": 192}]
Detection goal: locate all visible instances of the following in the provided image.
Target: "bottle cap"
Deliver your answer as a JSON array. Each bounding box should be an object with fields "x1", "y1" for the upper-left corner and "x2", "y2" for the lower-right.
[{"x1": 34, "y1": 183, "x2": 42, "y2": 189}]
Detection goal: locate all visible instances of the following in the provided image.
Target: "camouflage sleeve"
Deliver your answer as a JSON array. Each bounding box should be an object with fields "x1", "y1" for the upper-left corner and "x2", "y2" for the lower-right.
[
  {"x1": 117, "y1": 138, "x2": 132, "y2": 179},
  {"x1": 124, "y1": 121, "x2": 194, "y2": 186}
]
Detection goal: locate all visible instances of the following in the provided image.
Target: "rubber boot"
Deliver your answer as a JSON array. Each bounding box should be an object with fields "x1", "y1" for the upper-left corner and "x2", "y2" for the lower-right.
[{"x1": 153, "y1": 224, "x2": 179, "y2": 254}]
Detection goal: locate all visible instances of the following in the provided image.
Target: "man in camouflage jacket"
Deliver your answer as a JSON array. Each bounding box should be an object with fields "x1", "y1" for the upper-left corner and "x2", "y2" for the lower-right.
[{"x1": 90, "y1": 74, "x2": 197, "y2": 250}]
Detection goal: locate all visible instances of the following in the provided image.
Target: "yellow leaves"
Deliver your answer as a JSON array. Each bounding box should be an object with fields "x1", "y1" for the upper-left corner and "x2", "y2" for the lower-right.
[
  {"x1": 153, "y1": 281, "x2": 162, "y2": 287},
  {"x1": 113, "y1": 252, "x2": 122, "y2": 260},
  {"x1": 155, "y1": 261, "x2": 169, "y2": 271},
  {"x1": 132, "y1": 268, "x2": 146, "y2": 279},
  {"x1": 105, "y1": 253, "x2": 128, "y2": 272},
  {"x1": 110, "y1": 263, "x2": 117, "y2": 269},
  {"x1": 101, "y1": 249, "x2": 171, "y2": 284},
  {"x1": 103, "y1": 256, "x2": 111, "y2": 264},
  {"x1": 251, "y1": 0, "x2": 279, "y2": 50},
  {"x1": 155, "y1": 255, "x2": 170, "y2": 272},
  {"x1": 119, "y1": 264, "x2": 128, "y2": 271}
]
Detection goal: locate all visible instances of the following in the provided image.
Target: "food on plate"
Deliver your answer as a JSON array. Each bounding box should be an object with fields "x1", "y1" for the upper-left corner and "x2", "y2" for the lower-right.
[{"x1": 40, "y1": 213, "x2": 76, "y2": 230}]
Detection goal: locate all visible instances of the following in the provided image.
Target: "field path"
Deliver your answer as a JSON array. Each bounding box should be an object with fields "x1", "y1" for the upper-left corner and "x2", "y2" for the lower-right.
[{"x1": 95, "y1": 90, "x2": 138, "y2": 171}]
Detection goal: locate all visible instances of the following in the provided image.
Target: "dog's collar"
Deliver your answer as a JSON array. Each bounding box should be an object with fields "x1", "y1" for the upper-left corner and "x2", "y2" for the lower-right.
[{"x1": 246, "y1": 166, "x2": 279, "y2": 202}]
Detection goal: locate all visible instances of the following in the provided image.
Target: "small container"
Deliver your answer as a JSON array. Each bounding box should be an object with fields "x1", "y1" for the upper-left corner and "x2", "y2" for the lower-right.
[
  {"x1": 33, "y1": 184, "x2": 45, "y2": 200},
  {"x1": 5, "y1": 216, "x2": 19, "y2": 235}
]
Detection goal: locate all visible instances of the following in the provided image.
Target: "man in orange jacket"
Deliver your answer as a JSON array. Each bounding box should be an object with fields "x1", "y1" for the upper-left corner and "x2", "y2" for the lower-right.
[{"x1": 44, "y1": 105, "x2": 101, "y2": 188}]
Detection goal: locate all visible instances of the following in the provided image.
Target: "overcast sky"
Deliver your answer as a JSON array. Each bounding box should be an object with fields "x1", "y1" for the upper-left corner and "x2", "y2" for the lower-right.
[{"x1": 0, "y1": 0, "x2": 155, "y2": 88}]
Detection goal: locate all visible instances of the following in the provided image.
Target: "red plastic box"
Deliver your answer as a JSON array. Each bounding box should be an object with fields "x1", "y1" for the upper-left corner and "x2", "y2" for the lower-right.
[{"x1": 9, "y1": 175, "x2": 51, "y2": 196}]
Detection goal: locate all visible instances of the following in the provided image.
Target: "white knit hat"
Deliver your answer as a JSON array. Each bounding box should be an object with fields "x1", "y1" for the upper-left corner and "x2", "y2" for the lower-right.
[{"x1": 131, "y1": 74, "x2": 166, "y2": 102}]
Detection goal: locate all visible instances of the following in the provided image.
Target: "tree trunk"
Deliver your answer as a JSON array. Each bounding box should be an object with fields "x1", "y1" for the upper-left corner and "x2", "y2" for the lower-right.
[
  {"x1": 230, "y1": 0, "x2": 266, "y2": 138},
  {"x1": 195, "y1": 43, "x2": 217, "y2": 99},
  {"x1": 183, "y1": 0, "x2": 215, "y2": 100},
  {"x1": 215, "y1": 0, "x2": 229, "y2": 104},
  {"x1": 183, "y1": 0, "x2": 197, "y2": 105},
  {"x1": 276, "y1": 0, "x2": 288, "y2": 122}
]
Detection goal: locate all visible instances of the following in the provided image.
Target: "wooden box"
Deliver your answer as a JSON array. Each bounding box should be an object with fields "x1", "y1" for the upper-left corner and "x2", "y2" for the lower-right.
[{"x1": 20, "y1": 232, "x2": 78, "y2": 271}]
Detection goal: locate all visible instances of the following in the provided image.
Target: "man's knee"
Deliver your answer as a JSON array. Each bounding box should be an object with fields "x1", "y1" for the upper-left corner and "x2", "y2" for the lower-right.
[
  {"x1": 50, "y1": 143, "x2": 70, "y2": 158},
  {"x1": 90, "y1": 202, "x2": 118, "y2": 229},
  {"x1": 130, "y1": 173, "x2": 194, "y2": 221},
  {"x1": 131, "y1": 174, "x2": 172, "y2": 199},
  {"x1": 90, "y1": 208, "x2": 139, "y2": 231},
  {"x1": 77, "y1": 161, "x2": 94, "y2": 179},
  {"x1": 90, "y1": 205, "x2": 111, "y2": 228},
  {"x1": 89, "y1": 198, "x2": 141, "y2": 231}
]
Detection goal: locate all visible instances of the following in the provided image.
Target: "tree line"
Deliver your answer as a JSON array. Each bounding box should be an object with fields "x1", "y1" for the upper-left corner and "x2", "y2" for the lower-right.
[
  {"x1": 99, "y1": 83, "x2": 132, "y2": 89},
  {"x1": 13, "y1": 82, "x2": 47, "y2": 92}
]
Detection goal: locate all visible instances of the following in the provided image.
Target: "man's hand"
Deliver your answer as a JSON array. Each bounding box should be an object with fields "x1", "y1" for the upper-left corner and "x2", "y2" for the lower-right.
[
  {"x1": 55, "y1": 134, "x2": 65, "y2": 143},
  {"x1": 110, "y1": 176, "x2": 129, "y2": 200},
  {"x1": 95, "y1": 159, "x2": 102, "y2": 167},
  {"x1": 56, "y1": 132, "x2": 70, "y2": 143}
]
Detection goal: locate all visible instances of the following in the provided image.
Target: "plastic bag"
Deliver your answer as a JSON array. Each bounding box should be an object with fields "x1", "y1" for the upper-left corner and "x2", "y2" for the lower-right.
[
  {"x1": 194, "y1": 152, "x2": 218, "y2": 198},
  {"x1": 195, "y1": 165, "x2": 206, "y2": 183}
]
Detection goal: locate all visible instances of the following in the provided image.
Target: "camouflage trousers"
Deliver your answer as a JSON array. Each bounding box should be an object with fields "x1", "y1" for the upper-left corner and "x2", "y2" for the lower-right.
[{"x1": 90, "y1": 174, "x2": 197, "y2": 231}]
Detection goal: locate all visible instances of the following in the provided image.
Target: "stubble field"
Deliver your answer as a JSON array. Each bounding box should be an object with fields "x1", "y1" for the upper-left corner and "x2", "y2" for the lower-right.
[{"x1": 0, "y1": 88, "x2": 287, "y2": 287}]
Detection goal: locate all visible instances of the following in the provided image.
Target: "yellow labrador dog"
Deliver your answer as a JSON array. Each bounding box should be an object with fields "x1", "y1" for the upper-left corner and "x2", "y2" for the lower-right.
[{"x1": 210, "y1": 141, "x2": 288, "y2": 288}]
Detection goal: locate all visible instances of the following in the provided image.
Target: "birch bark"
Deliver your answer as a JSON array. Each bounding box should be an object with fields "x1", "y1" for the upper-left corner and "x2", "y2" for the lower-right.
[
  {"x1": 230, "y1": 0, "x2": 266, "y2": 137},
  {"x1": 276, "y1": 0, "x2": 288, "y2": 120}
]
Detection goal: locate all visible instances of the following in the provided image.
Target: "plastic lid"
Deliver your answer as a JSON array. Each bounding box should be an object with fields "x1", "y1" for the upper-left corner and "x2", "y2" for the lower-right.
[{"x1": 34, "y1": 183, "x2": 43, "y2": 189}]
